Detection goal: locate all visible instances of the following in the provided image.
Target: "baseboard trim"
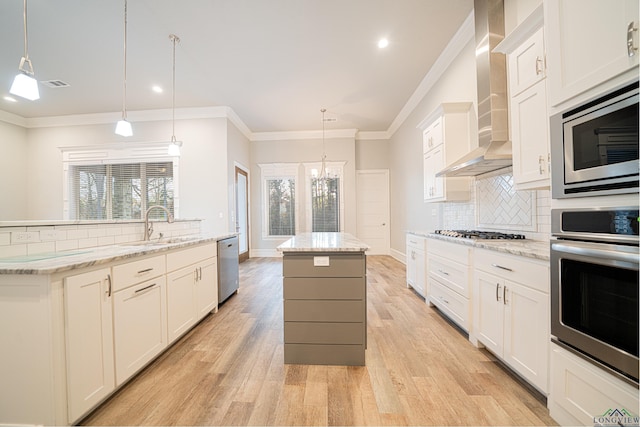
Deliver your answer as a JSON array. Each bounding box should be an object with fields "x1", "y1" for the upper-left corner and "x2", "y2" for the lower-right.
[
  {"x1": 250, "y1": 249, "x2": 282, "y2": 258},
  {"x1": 390, "y1": 248, "x2": 405, "y2": 264}
]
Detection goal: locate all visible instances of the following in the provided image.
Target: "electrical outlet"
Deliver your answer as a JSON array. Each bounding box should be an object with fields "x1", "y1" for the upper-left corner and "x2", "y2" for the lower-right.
[
  {"x1": 39, "y1": 229, "x2": 58, "y2": 241},
  {"x1": 11, "y1": 231, "x2": 38, "y2": 243}
]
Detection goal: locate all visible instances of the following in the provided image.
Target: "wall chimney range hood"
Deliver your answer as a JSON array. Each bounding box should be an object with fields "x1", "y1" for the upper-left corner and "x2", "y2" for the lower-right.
[{"x1": 437, "y1": 0, "x2": 511, "y2": 177}]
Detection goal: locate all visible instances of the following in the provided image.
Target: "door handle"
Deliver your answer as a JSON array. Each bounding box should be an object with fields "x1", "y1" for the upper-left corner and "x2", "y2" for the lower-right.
[{"x1": 628, "y1": 21, "x2": 638, "y2": 57}]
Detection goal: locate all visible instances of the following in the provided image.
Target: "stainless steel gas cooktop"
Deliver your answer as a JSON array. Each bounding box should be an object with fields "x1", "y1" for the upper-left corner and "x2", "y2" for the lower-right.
[{"x1": 434, "y1": 230, "x2": 526, "y2": 240}]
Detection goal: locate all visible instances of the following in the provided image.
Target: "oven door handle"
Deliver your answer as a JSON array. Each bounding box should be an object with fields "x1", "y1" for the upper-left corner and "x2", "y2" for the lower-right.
[{"x1": 551, "y1": 242, "x2": 639, "y2": 265}]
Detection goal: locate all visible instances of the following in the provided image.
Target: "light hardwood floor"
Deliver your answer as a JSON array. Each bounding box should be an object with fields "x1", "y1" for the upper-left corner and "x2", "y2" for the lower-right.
[{"x1": 83, "y1": 256, "x2": 557, "y2": 426}]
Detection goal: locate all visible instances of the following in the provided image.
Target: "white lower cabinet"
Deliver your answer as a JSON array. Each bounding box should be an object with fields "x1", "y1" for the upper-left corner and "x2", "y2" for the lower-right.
[
  {"x1": 426, "y1": 238, "x2": 472, "y2": 332},
  {"x1": 64, "y1": 268, "x2": 115, "y2": 423},
  {"x1": 196, "y1": 257, "x2": 218, "y2": 319},
  {"x1": 113, "y1": 276, "x2": 167, "y2": 385},
  {"x1": 406, "y1": 234, "x2": 426, "y2": 297},
  {"x1": 167, "y1": 243, "x2": 218, "y2": 343},
  {"x1": 474, "y1": 249, "x2": 549, "y2": 394},
  {"x1": 549, "y1": 343, "x2": 640, "y2": 426}
]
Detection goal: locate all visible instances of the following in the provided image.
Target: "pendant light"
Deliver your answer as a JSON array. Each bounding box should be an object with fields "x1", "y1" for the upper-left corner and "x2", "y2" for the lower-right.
[
  {"x1": 319, "y1": 108, "x2": 328, "y2": 180},
  {"x1": 10, "y1": 0, "x2": 39, "y2": 101},
  {"x1": 115, "y1": 0, "x2": 132, "y2": 137},
  {"x1": 168, "y1": 34, "x2": 183, "y2": 156}
]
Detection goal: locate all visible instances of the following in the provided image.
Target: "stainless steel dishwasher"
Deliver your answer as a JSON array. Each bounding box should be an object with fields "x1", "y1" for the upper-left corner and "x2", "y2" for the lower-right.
[{"x1": 218, "y1": 236, "x2": 239, "y2": 304}]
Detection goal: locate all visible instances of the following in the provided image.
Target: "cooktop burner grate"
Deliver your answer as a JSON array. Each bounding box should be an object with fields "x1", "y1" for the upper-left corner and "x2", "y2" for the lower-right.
[{"x1": 434, "y1": 230, "x2": 526, "y2": 240}]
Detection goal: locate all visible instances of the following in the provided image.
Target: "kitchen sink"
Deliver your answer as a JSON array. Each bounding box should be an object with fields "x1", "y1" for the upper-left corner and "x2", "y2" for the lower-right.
[
  {"x1": 0, "y1": 250, "x2": 92, "y2": 263},
  {"x1": 120, "y1": 237, "x2": 202, "y2": 247}
]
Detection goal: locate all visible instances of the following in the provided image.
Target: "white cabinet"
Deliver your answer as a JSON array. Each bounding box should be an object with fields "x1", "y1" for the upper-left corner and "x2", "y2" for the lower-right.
[
  {"x1": 166, "y1": 243, "x2": 217, "y2": 343},
  {"x1": 406, "y1": 234, "x2": 426, "y2": 297},
  {"x1": 418, "y1": 103, "x2": 472, "y2": 202},
  {"x1": 426, "y1": 238, "x2": 472, "y2": 332},
  {"x1": 495, "y1": 8, "x2": 550, "y2": 190},
  {"x1": 545, "y1": 0, "x2": 639, "y2": 107},
  {"x1": 196, "y1": 257, "x2": 218, "y2": 319},
  {"x1": 548, "y1": 343, "x2": 640, "y2": 426},
  {"x1": 113, "y1": 276, "x2": 167, "y2": 385},
  {"x1": 473, "y1": 249, "x2": 549, "y2": 394},
  {"x1": 64, "y1": 268, "x2": 115, "y2": 423}
]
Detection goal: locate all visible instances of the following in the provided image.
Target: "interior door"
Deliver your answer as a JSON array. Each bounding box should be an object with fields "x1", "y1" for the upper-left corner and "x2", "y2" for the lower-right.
[
  {"x1": 356, "y1": 170, "x2": 390, "y2": 255},
  {"x1": 235, "y1": 166, "x2": 249, "y2": 262}
]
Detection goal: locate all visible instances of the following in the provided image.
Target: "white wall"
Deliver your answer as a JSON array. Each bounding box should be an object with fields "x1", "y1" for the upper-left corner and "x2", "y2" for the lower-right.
[
  {"x1": 389, "y1": 38, "x2": 478, "y2": 254},
  {"x1": 355, "y1": 139, "x2": 389, "y2": 170},
  {"x1": 0, "y1": 120, "x2": 28, "y2": 220},
  {"x1": 2, "y1": 117, "x2": 229, "y2": 235}
]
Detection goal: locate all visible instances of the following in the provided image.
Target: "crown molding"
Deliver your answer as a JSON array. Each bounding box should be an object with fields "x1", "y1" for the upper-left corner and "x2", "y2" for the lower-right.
[
  {"x1": 355, "y1": 131, "x2": 391, "y2": 141},
  {"x1": 251, "y1": 128, "x2": 358, "y2": 141},
  {"x1": 386, "y1": 11, "x2": 474, "y2": 137},
  {"x1": 0, "y1": 109, "x2": 27, "y2": 127}
]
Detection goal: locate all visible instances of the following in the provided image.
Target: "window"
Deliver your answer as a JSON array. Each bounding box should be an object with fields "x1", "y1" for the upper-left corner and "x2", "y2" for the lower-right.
[
  {"x1": 71, "y1": 162, "x2": 174, "y2": 220},
  {"x1": 267, "y1": 178, "x2": 296, "y2": 235},
  {"x1": 310, "y1": 177, "x2": 340, "y2": 231},
  {"x1": 305, "y1": 162, "x2": 345, "y2": 233},
  {"x1": 260, "y1": 163, "x2": 298, "y2": 238},
  {"x1": 62, "y1": 142, "x2": 179, "y2": 220}
]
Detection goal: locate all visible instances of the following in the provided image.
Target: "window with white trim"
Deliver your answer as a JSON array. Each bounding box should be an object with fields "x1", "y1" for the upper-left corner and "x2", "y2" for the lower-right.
[
  {"x1": 62, "y1": 143, "x2": 179, "y2": 220},
  {"x1": 260, "y1": 163, "x2": 298, "y2": 238},
  {"x1": 305, "y1": 162, "x2": 345, "y2": 232}
]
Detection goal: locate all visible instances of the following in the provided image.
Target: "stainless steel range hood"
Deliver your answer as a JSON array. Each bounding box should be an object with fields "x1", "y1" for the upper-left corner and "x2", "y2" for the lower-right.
[{"x1": 437, "y1": 0, "x2": 511, "y2": 177}]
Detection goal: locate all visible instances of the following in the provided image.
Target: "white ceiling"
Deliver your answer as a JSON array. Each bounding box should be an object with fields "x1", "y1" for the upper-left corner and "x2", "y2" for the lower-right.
[{"x1": 0, "y1": 0, "x2": 473, "y2": 133}]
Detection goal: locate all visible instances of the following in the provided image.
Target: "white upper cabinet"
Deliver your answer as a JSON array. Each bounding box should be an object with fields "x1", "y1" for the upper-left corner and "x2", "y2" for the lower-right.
[
  {"x1": 545, "y1": 0, "x2": 639, "y2": 107},
  {"x1": 418, "y1": 103, "x2": 473, "y2": 203},
  {"x1": 496, "y1": 6, "x2": 550, "y2": 190}
]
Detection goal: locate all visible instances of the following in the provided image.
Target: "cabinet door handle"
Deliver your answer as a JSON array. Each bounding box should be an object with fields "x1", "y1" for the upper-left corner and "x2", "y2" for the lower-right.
[
  {"x1": 194, "y1": 269, "x2": 198, "y2": 282},
  {"x1": 503, "y1": 285, "x2": 508, "y2": 305},
  {"x1": 199, "y1": 267, "x2": 202, "y2": 281},
  {"x1": 106, "y1": 273, "x2": 112, "y2": 297},
  {"x1": 538, "y1": 155, "x2": 545, "y2": 174},
  {"x1": 628, "y1": 21, "x2": 638, "y2": 57},
  {"x1": 491, "y1": 263, "x2": 513, "y2": 272},
  {"x1": 135, "y1": 283, "x2": 157, "y2": 294},
  {"x1": 137, "y1": 268, "x2": 153, "y2": 274},
  {"x1": 496, "y1": 283, "x2": 501, "y2": 301},
  {"x1": 535, "y1": 56, "x2": 543, "y2": 75}
]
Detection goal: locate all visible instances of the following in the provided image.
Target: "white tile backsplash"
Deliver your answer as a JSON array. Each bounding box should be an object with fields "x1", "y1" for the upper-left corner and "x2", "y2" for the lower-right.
[
  {"x1": 0, "y1": 220, "x2": 202, "y2": 256},
  {"x1": 441, "y1": 167, "x2": 551, "y2": 242}
]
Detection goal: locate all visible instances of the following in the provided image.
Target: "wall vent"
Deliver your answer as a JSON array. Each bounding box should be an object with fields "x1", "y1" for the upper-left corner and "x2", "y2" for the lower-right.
[{"x1": 41, "y1": 80, "x2": 70, "y2": 88}]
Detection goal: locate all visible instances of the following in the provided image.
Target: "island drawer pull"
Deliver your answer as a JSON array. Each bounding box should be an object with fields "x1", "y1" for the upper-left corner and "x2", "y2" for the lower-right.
[
  {"x1": 137, "y1": 268, "x2": 154, "y2": 274},
  {"x1": 134, "y1": 283, "x2": 157, "y2": 294},
  {"x1": 491, "y1": 263, "x2": 513, "y2": 272}
]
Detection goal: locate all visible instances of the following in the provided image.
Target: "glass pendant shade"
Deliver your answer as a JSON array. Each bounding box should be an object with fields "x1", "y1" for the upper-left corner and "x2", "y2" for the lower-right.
[
  {"x1": 115, "y1": 119, "x2": 133, "y2": 137},
  {"x1": 168, "y1": 139, "x2": 182, "y2": 156},
  {"x1": 10, "y1": 70, "x2": 39, "y2": 100}
]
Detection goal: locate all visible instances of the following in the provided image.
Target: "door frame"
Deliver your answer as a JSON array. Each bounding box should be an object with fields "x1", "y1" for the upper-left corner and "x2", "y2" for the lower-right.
[{"x1": 234, "y1": 163, "x2": 250, "y2": 262}]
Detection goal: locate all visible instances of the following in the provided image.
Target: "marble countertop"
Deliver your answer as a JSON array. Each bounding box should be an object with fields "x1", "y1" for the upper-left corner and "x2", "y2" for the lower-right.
[
  {"x1": 0, "y1": 233, "x2": 237, "y2": 275},
  {"x1": 407, "y1": 230, "x2": 550, "y2": 261},
  {"x1": 277, "y1": 232, "x2": 369, "y2": 252}
]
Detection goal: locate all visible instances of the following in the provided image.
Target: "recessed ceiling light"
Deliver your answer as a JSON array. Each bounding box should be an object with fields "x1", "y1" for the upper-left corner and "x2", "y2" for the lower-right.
[
  {"x1": 152, "y1": 85, "x2": 163, "y2": 93},
  {"x1": 4, "y1": 96, "x2": 17, "y2": 102},
  {"x1": 378, "y1": 38, "x2": 389, "y2": 49}
]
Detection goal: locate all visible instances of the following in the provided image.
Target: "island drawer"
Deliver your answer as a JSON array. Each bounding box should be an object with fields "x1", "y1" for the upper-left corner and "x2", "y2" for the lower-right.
[
  {"x1": 285, "y1": 322, "x2": 364, "y2": 345},
  {"x1": 284, "y1": 300, "x2": 364, "y2": 322},
  {"x1": 283, "y1": 253, "x2": 365, "y2": 278},
  {"x1": 283, "y1": 277, "x2": 365, "y2": 300},
  {"x1": 284, "y1": 343, "x2": 365, "y2": 366}
]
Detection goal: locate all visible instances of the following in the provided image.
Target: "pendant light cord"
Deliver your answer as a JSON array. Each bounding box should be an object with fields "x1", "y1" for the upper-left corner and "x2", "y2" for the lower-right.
[
  {"x1": 22, "y1": 0, "x2": 29, "y2": 60},
  {"x1": 170, "y1": 34, "x2": 180, "y2": 142},
  {"x1": 122, "y1": 0, "x2": 128, "y2": 120}
]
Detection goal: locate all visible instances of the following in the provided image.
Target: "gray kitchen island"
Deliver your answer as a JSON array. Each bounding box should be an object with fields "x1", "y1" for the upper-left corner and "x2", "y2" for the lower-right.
[{"x1": 277, "y1": 232, "x2": 369, "y2": 366}]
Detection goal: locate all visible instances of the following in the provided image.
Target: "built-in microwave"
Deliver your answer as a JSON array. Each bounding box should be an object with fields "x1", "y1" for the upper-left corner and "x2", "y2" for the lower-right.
[{"x1": 551, "y1": 80, "x2": 639, "y2": 199}]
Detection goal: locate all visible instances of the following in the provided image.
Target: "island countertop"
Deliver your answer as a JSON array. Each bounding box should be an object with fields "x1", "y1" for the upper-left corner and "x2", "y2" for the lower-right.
[{"x1": 277, "y1": 232, "x2": 369, "y2": 252}]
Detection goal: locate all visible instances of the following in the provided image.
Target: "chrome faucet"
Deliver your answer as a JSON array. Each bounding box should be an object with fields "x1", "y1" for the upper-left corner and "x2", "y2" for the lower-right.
[{"x1": 143, "y1": 205, "x2": 174, "y2": 241}]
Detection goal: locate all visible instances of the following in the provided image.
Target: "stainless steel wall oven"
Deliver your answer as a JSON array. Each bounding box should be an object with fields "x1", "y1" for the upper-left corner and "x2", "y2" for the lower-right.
[
  {"x1": 551, "y1": 207, "x2": 639, "y2": 385},
  {"x1": 550, "y1": 80, "x2": 639, "y2": 198}
]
